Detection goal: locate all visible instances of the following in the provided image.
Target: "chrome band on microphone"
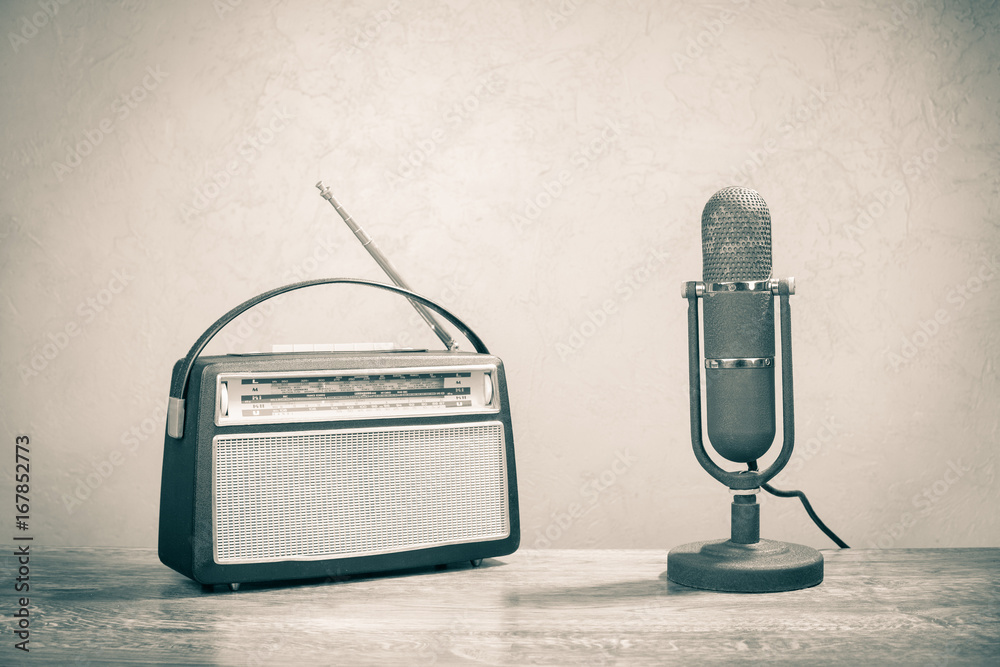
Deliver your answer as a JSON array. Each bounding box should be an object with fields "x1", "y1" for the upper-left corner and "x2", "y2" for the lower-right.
[
  {"x1": 682, "y1": 277, "x2": 796, "y2": 296},
  {"x1": 705, "y1": 280, "x2": 772, "y2": 293},
  {"x1": 705, "y1": 357, "x2": 773, "y2": 369}
]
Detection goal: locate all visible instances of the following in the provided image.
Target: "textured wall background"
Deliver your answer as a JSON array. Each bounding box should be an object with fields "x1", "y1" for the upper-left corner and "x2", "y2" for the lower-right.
[{"x1": 1, "y1": 0, "x2": 998, "y2": 552}]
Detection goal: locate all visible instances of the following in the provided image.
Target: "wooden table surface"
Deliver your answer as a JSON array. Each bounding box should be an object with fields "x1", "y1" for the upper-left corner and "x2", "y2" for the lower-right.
[{"x1": 2, "y1": 547, "x2": 998, "y2": 665}]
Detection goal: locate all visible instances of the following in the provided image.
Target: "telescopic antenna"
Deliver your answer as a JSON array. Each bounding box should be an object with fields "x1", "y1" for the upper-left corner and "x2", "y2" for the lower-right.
[{"x1": 316, "y1": 181, "x2": 458, "y2": 351}]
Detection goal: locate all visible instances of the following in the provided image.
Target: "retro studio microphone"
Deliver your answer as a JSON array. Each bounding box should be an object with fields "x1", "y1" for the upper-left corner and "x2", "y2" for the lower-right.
[{"x1": 666, "y1": 186, "x2": 823, "y2": 593}]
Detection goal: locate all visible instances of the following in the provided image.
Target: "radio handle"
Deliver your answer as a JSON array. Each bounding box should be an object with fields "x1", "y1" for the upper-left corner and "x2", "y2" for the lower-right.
[{"x1": 166, "y1": 278, "x2": 490, "y2": 439}]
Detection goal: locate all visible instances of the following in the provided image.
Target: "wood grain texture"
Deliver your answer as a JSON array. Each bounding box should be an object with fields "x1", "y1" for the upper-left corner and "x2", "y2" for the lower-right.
[{"x1": 2, "y1": 548, "x2": 998, "y2": 665}]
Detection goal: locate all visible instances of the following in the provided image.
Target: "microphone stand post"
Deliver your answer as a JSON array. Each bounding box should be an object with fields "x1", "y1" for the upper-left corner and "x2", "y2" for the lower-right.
[{"x1": 667, "y1": 278, "x2": 823, "y2": 593}]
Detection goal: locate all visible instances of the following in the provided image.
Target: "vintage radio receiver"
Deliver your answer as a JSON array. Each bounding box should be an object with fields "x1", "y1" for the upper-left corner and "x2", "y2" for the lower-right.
[{"x1": 158, "y1": 278, "x2": 519, "y2": 589}]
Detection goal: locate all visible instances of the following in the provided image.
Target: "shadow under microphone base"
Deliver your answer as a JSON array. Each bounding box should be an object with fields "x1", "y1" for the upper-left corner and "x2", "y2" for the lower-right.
[{"x1": 667, "y1": 494, "x2": 823, "y2": 593}]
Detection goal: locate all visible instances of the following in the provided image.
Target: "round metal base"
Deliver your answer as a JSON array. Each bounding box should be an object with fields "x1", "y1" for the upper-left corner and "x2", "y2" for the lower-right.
[{"x1": 667, "y1": 538, "x2": 823, "y2": 593}]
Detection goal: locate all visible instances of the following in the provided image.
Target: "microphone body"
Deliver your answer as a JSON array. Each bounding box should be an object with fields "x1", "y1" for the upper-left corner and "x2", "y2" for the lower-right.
[
  {"x1": 703, "y1": 291, "x2": 774, "y2": 462},
  {"x1": 701, "y1": 187, "x2": 775, "y2": 463}
]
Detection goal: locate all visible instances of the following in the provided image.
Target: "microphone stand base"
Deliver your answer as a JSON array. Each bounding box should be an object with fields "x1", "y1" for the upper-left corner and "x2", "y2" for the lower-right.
[{"x1": 667, "y1": 538, "x2": 823, "y2": 593}]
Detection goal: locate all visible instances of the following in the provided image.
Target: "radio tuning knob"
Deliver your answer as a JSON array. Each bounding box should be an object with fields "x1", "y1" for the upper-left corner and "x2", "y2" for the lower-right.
[
  {"x1": 219, "y1": 381, "x2": 229, "y2": 417},
  {"x1": 483, "y1": 373, "x2": 494, "y2": 406}
]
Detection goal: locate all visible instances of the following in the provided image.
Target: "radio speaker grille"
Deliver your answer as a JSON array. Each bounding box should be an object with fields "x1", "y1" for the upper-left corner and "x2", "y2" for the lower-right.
[{"x1": 212, "y1": 422, "x2": 509, "y2": 564}]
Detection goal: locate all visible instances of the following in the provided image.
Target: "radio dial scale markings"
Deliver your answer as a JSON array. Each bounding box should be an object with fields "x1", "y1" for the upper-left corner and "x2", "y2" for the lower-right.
[{"x1": 216, "y1": 366, "x2": 498, "y2": 426}]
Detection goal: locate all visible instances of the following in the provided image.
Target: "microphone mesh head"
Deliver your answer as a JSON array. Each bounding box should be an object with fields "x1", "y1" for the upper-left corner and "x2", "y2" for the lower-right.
[{"x1": 701, "y1": 186, "x2": 772, "y2": 282}]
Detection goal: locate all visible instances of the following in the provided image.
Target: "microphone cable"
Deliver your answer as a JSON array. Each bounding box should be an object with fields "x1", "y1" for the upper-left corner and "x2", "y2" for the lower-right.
[{"x1": 748, "y1": 461, "x2": 850, "y2": 548}]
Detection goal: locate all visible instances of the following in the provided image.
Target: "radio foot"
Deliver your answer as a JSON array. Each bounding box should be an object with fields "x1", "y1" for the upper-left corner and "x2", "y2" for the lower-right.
[
  {"x1": 470, "y1": 559, "x2": 483, "y2": 567},
  {"x1": 228, "y1": 583, "x2": 240, "y2": 592}
]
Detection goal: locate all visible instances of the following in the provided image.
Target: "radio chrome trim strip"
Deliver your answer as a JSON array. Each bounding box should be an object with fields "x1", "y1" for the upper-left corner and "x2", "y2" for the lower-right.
[
  {"x1": 214, "y1": 364, "x2": 501, "y2": 427},
  {"x1": 211, "y1": 421, "x2": 511, "y2": 565},
  {"x1": 705, "y1": 357, "x2": 774, "y2": 369}
]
